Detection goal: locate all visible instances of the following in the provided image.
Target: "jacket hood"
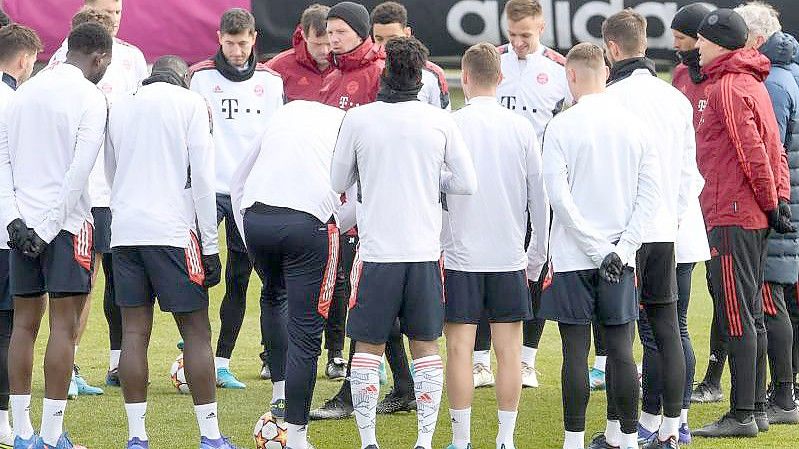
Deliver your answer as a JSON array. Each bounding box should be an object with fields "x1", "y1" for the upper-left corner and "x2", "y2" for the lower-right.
[
  {"x1": 760, "y1": 31, "x2": 798, "y2": 67},
  {"x1": 291, "y1": 25, "x2": 318, "y2": 71},
  {"x1": 328, "y1": 37, "x2": 385, "y2": 72},
  {"x1": 703, "y1": 48, "x2": 771, "y2": 82}
]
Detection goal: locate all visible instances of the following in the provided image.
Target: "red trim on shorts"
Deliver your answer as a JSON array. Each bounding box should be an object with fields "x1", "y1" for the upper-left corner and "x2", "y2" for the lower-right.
[
  {"x1": 185, "y1": 231, "x2": 205, "y2": 287},
  {"x1": 438, "y1": 255, "x2": 446, "y2": 303},
  {"x1": 763, "y1": 283, "x2": 777, "y2": 317},
  {"x1": 348, "y1": 249, "x2": 363, "y2": 310},
  {"x1": 542, "y1": 263, "x2": 553, "y2": 291},
  {"x1": 72, "y1": 222, "x2": 93, "y2": 271},
  {"x1": 317, "y1": 224, "x2": 340, "y2": 319}
]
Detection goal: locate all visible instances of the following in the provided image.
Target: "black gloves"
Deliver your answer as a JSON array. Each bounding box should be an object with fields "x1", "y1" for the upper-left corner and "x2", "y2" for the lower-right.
[
  {"x1": 599, "y1": 252, "x2": 624, "y2": 284},
  {"x1": 22, "y1": 230, "x2": 46, "y2": 258},
  {"x1": 767, "y1": 201, "x2": 796, "y2": 234},
  {"x1": 202, "y1": 254, "x2": 222, "y2": 289},
  {"x1": 6, "y1": 218, "x2": 27, "y2": 250}
]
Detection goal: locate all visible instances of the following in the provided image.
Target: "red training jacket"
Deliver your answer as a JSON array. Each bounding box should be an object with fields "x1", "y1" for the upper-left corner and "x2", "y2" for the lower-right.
[
  {"x1": 319, "y1": 37, "x2": 385, "y2": 110},
  {"x1": 672, "y1": 63, "x2": 710, "y2": 131},
  {"x1": 267, "y1": 26, "x2": 333, "y2": 103},
  {"x1": 696, "y1": 48, "x2": 791, "y2": 231}
]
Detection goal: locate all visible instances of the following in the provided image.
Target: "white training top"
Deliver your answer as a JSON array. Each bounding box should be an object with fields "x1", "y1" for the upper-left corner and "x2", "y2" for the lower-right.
[
  {"x1": 0, "y1": 63, "x2": 107, "y2": 244},
  {"x1": 497, "y1": 45, "x2": 572, "y2": 140},
  {"x1": 676, "y1": 197, "x2": 711, "y2": 263},
  {"x1": 543, "y1": 92, "x2": 660, "y2": 272},
  {"x1": 331, "y1": 100, "x2": 477, "y2": 263},
  {"x1": 50, "y1": 37, "x2": 149, "y2": 208},
  {"x1": 105, "y1": 81, "x2": 218, "y2": 255},
  {"x1": 190, "y1": 63, "x2": 284, "y2": 195},
  {"x1": 0, "y1": 75, "x2": 15, "y2": 250},
  {"x1": 607, "y1": 69, "x2": 702, "y2": 243},
  {"x1": 238, "y1": 101, "x2": 346, "y2": 224},
  {"x1": 442, "y1": 96, "x2": 549, "y2": 274}
]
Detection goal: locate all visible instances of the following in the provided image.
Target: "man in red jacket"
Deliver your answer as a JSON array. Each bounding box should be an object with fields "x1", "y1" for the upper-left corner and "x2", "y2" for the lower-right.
[
  {"x1": 692, "y1": 8, "x2": 794, "y2": 439},
  {"x1": 320, "y1": 1, "x2": 384, "y2": 109},
  {"x1": 267, "y1": 4, "x2": 332, "y2": 102}
]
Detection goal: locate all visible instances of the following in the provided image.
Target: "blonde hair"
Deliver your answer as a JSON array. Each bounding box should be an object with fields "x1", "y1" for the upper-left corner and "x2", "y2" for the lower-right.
[
  {"x1": 462, "y1": 42, "x2": 501, "y2": 87},
  {"x1": 566, "y1": 42, "x2": 606, "y2": 71},
  {"x1": 504, "y1": 0, "x2": 543, "y2": 22}
]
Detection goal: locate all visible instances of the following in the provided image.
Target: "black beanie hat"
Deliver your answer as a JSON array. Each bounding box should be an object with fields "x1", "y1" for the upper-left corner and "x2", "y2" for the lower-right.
[
  {"x1": 671, "y1": 3, "x2": 713, "y2": 39},
  {"x1": 328, "y1": 2, "x2": 371, "y2": 40},
  {"x1": 698, "y1": 8, "x2": 749, "y2": 50}
]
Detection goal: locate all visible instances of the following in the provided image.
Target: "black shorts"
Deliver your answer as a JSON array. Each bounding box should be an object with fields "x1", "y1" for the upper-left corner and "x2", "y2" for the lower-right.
[
  {"x1": 0, "y1": 249, "x2": 10, "y2": 310},
  {"x1": 92, "y1": 207, "x2": 112, "y2": 254},
  {"x1": 636, "y1": 242, "x2": 678, "y2": 304},
  {"x1": 10, "y1": 224, "x2": 94, "y2": 297},
  {"x1": 444, "y1": 270, "x2": 531, "y2": 324},
  {"x1": 539, "y1": 267, "x2": 638, "y2": 326},
  {"x1": 112, "y1": 238, "x2": 208, "y2": 313},
  {"x1": 347, "y1": 261, "x2": 444, "y2": 344}
]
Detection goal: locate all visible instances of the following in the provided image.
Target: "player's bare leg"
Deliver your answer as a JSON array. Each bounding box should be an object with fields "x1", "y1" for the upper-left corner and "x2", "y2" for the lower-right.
[
  {"x1": 492, "y1": 322, "x2": 523, "y2": 449},
  {"x1": 445, "y1": 324, "x2": 477, "y2": 449}
]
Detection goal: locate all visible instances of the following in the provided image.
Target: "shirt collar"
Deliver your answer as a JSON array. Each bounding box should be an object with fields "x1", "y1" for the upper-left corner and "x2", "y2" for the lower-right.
[
  {"x1": 2, "y1": 73, "x2": 17, "y2": 90},
  {"x1": 467, "y1": 96, "x2": 499, "y2": 106}
]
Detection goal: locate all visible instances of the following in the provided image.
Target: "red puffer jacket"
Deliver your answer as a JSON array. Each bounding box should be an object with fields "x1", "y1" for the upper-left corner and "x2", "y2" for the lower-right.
[
  {"x1": 267, "y1": 26, "x2": 333, "y2": 102},
  {"x1": 319, "y1": 37, "x2": 385, "y2": 110},
  {"x1": 697, "y1": 48, "x2": 790, "y2": 231}
]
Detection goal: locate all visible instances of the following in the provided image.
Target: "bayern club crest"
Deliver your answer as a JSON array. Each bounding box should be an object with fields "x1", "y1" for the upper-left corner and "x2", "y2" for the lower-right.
[
  {"x1": 537, "y1": 73, "x2": 549, "y2": 85},
  {"x1": 254, "y1": 85, "x2": 264, "y2": 97}
]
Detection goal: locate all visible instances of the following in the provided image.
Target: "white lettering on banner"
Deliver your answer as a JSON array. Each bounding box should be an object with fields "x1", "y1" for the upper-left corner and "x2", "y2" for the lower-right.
[{"x1": 446, "y1": 0, "x2": 717, "y2": 52}]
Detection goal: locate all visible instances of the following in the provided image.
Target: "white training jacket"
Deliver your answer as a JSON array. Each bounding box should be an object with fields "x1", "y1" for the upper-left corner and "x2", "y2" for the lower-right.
[
  {"x1": 105, "y1": 81, "x2": 218, "y2": 255},
  {"x1": 543, "y1": 92, "x2": 661, "y2": 272},
  {"x1": 443, "y1": 96, "x2": 549, "y2": 275},
  {"x1": 0, "y1": 63, "x2": 107, "y2": 244},
  {"x1": 331, "y1": 100, "x2": 478, "y2": 263}
]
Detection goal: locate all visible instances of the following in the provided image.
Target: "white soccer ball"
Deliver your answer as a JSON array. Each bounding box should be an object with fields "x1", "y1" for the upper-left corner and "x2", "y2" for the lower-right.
[
  {"x1": 253, "y1": 412, "x2": 287, "y2": 449},
  {"x1": 170, "y1": 353, "x2": 190, "y2": 394}
]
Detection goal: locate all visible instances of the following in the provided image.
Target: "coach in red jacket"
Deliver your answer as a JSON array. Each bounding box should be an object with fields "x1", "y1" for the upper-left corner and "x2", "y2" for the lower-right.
[
  {"x1": 319, "y1": 1, "x2": 384, "y2": 110},
  {"x1": 267, "y1": 5, "x2": 333, "y2": 102},
  {"x1": 693, "y1": 9, "x2": 794, "y2": 439}
]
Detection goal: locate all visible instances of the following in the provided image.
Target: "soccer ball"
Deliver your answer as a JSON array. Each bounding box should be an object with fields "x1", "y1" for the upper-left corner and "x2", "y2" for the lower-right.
[
  {"x1": 170, "y1": 353, "x2": 190, "y2": 394},
  {"x1": 253, "y1": 412, "x2": 288, "y2": 449}
]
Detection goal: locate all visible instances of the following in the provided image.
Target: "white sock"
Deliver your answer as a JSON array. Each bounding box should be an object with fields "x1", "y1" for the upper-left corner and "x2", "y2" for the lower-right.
[
  {"x1": 593, "y1": 356, "x2": 607, "y2": 372},
  {"x1": 473, "y1": 350, "x2": 491, "y2": 368},
  {"x1": 40, "y1": 398, "x2": 66, "y2": 446},
  {"x1": 0, "y1": 410, "x2": 11, "y2": 435},
  {"x1": 640, "y1": 411, "x2": 661, "y2": 433},
  {"x1": 125, "y1": 402, "x2": 148, "y2": 441},
  {"x1": 659, "y1": 416, "x2": 680, "y2": 440},
  {"x1": 350, "y1": 353, "x2": 381, "y2": 448},
  {"x1": 109, "y1": 350, "x2": 121, "y2": 371},
  {"x1": 604, "y1": 420, "x2": 621, "y2": 447},
  {"x1": 413, "y1": 355, "x2": 444, "y2": 449},
  {"x1": 563, "y1": 431, "x2": 584, "y2": 449},
  {"x1": 74, "y1": 346, "x2": 78, "y2": 358},
  {"x1": 620, "y1": 432, "x2": 638, "y2": 449},
  {"x1": 214, "y1": 357, "x2": 230, "y2": 370},
  {"x1": 680, "y1": 408, "x2": 689, "y2": 425},
  {"x1": 286, "y1": 423, "x2": 308, "y2": 449},
  {"x1": 194, "y1": 403, "x2": 221, "y2": 440},
  {"x1": 521, "y1": 346, "x2": 537, "y2": 368},
  {"x1": 10, "y1": 395, "x2": 33, "y2": 439},
  {"x1": 449, "y1": 408, "x2": 471, "y2": 449},
  {"x1": 496, "y1": 410, "x2": 518, "y2": 448},
  {"x1": 271, "y1": 380, "x2": 286, "y2": 403}
]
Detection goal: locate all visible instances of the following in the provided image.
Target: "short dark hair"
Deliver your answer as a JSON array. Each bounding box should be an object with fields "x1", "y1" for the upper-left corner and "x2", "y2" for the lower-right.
[
  {"x1": 72, "y1": 6, "x2": 115, "y2": 34},
  {"x1": 462, "y1": 42, "x2": 501, "y2": 87},
  {"x1": 504, "y1": 0, "x2": 543, "y2": 22},
  {"x1": 220, "y1": 8, "x2": 256, "y2": 35},
  {"x1": 371, "y1": 2, "x2": 408, "y2": 27},
  {"x1": 383, "y1": 36, "x2": 428, "y2": 90},
  {"x1": 301, "y1": 4, "x2": 330, "y2": 37},
  {"x1": 152, "y1": 55, "x2": 189, "y2": 77},
  {"x1": 0, "y1": 24, "x2": 43, "y2": 62},
  {"x1": 0, "y1": 8, "x2": 11, "y2": 28},
  {"x1": 602, "y1": 8, "x2": 647, "y2": 55},
  {"x1": 68, "y1": 22, "x2": 113, "y2": 55}
]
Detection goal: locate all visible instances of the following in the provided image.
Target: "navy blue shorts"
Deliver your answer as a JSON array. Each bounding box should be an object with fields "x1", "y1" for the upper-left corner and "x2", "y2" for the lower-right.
[
  {"x1": 92, "y1": 207, "x2": 112, "y2": 254},
  {"x1": 0, "y1": 249, "x2": 10, "y2": 310},
  {"x1": 112, "y1": 238, "x2": 208, "y2": 313},
  {"x1": 444, "y1": 270, "x2": 531, "y2": 324},
  {"x1": 539, "y1": 267, "x2": 638, "y2": 326},
  {"x1": 10, "y1": 224, "x2": 94, "y2": 297},
  {"x1": 347, "y1": 261, "x2": 444, "y2": 344}
]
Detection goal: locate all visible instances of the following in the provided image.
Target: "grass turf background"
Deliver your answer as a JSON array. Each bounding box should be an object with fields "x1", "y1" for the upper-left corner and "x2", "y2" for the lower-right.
[{"x1": 24, "y1": 87, "x2": 799, "y2": 448}]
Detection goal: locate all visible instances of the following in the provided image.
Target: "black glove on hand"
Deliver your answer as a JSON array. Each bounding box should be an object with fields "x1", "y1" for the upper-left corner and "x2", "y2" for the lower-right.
[
  {"x1": 779, "y1": 200, "x2": 792, "y2": 220},
  {"x1": 22, "y1": 230, "x2": 47, "y2": 258},
  {"x1": 767, "y1": 207, "x2": 797, "y2": 234},
  {"x1": 599, "y1": 252, "x2": 624, "y2": 284},
  {"x1": 6, "y1": 218, "x2": 27, "y2": 250},
  {"x1": 202, "y1": 254, "x2": 222, "y2": 289}
]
